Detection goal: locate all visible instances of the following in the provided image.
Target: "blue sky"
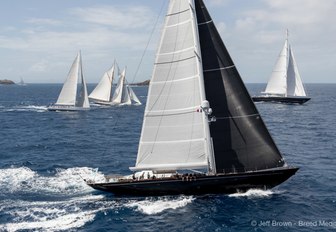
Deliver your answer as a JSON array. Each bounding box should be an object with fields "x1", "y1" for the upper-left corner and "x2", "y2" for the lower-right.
[{"x1": 0, "y1": 0, "x2": 335, "y2": 83}]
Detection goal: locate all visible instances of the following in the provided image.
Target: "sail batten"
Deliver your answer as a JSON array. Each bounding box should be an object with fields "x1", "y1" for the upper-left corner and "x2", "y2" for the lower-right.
[
  {"x1": 155, "y1": 55, "x2": 195, "y2": 65},
  {"x1": 203, "y1": 65, "x2": 235, "y2": 73}
]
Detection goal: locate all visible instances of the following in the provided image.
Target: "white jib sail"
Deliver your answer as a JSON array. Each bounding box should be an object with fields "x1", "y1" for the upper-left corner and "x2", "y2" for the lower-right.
[
  {"x1": 263, "y1": 39, "x2": 288, "y2": 96},
  {"x1": 130, "y1": 0, "x2": 208, "y2": 171},
  {"x1": 111, "y1": 68, "x2": 131, "y2": 105},
  {"x1": 128, "y1": 86, "x2": 142, "y2": 105},
  {"x1": 89, "y1": 65, "x2": 115, "y2": 102},
  {"x1": 286, "y1": 46, "x2": 307, "y2": 97},
  {"x1": 79, "y1": 62, "x2": 90, "y2": 108},
  {"x1": 56, "y1": 52, "x2": 81, "y2": 105}
]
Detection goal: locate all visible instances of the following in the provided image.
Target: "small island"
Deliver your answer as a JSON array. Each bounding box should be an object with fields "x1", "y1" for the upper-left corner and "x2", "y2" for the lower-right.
[
  {"x1": 0, "y1": 79, "x2": 15, "y2": 85},
  {"x1": 130, "y1": 80, "x2": 150, "y2": 86}
]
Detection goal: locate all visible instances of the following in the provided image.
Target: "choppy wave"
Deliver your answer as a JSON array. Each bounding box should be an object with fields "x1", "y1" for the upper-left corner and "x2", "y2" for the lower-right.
[
  {"x1": 0, "y1": 166, "x2": 196, "y2": 231},
  {"x1": 0, "y1": 194, "x2": 115, "y2": 232},
  {"x1": 1, "y1": 105, "x2": 47, "y2": 112},
  {"x1": 126, "y1": 196, "x2": 194, "y2": 215},
  {"x1": 0, "y1": 166, "x2": 105, "y2": 195}
]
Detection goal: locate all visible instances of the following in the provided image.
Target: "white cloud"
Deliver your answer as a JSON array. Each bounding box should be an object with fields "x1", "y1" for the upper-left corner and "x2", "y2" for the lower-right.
[
  {"x1": 29, "y1": 60, "x2": 49, "y2": 72},
  {"x1": 70, "y1": 5, "x2": 154, "y2": 30},
  {"x1": 208, "y1": 0, "x2": 231, "y2": 7},
  {"x1": 0, "y1": 4, "x2": 160, "y2": 83},
  {"x1": 25, "y1": 18, "x2": 62, "y2": 26}
]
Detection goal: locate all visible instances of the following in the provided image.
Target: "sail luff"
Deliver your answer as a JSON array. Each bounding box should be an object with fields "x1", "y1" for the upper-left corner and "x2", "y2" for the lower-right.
[{"x1": 55, "y1": 52, "x2": 80, "y2": 106}]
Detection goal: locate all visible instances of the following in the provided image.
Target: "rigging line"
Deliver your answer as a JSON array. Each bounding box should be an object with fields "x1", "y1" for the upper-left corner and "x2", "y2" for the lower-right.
[{"x1": 130, "y1": 0, "x2": 166, "y2": 84}]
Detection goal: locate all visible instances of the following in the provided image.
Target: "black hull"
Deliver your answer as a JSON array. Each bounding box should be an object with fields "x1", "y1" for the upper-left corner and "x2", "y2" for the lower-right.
[
  {"x1": 87, "y1": 167, "x2": 298, "y2": 196},
  {"x1": 252, "y1": 96, "x2": 310, "y2": 104}
]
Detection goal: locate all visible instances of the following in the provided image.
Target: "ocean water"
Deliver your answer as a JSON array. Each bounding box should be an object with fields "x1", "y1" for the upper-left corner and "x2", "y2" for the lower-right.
[{"x1": 0, "y1": 83, "x2": 335, "y2": 231}]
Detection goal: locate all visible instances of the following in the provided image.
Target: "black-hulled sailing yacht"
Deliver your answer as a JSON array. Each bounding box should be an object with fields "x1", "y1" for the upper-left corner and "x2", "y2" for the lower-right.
[{"x1": 87, "y1": 0, "x2": 298, "y2": 196}]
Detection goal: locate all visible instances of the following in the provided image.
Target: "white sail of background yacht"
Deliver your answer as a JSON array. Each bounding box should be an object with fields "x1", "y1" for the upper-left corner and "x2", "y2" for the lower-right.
[
  {"x1": 48, "y1": 51, "x2": 90, "y2": 111},
  {"x1": 89, "y1": 63, "x2": 115, "y2": 105},
  {"x1": 253, "y1": 30, "x2": 310, "y2": 104},
  {"x1": 111, "y1": 67, "x2": 141, "y2": 105}
]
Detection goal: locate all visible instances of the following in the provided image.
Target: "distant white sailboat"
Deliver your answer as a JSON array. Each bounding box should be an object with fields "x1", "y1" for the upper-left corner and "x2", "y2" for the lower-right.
[
  {"x1": 111, "y1": 67, "x2": 141, "y2": 105},
  {"x1": 89, "y1": 62, "x2": 115, "y2": 105},
  {"x1": 18, "y1": 77, "x2": 26, "y2": 86},
  {"x1": 253, "y1": 30, "x2": 310, "y2": 104},
  {"x1": 48, "y1": 51, "x2": 90, "y2": 111}
]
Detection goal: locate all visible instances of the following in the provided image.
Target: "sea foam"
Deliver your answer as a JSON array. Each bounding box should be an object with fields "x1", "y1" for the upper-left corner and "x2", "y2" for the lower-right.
[
  {"x1": 228, "y1": 189, "x2": 280, "y2": 198},
  {"x1": 126, "y1": 196, "x2": 194, "y2": 215}
]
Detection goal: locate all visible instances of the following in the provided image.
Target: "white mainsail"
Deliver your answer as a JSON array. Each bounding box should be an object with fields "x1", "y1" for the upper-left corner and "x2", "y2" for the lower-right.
[
  {"x1": 263, "y1": 39, "x2": 288, "y2": 96},
  {"x1": 130, "y1": 0, "x2": 211, "y2": 171},
  {"x1": 79, "y1": 65, "x2": 90, "y2": 108},
  {"x1": 89, "y1": 64, "x2": 115, "y2": 102},
  {"x1": 263, "y1": 30, "x2": 307, "y2": 97},
  {"x1": 111, "y1": 68, "x2": 130, "y2": 104},
  {"x1": 128, "y1": 86, "x2": 142, "y2": 105},
  {"x1": 56, "y1": 52, "x2": 81, "y2": 106}
]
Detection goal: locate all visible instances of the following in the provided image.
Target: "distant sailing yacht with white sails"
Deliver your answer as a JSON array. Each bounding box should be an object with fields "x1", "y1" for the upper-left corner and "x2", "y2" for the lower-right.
[
  {"x1": 87, "y1": 0, "x2": 298, "y2": 196},
  {"x1": 18, "y1": 77, "x2": 26, "y2": 86},
  {"x1": 89, "y1": 63, "x2": 115, "y2": 105},
  {"x1": 110, "y1": 67, "x2": 141, "y2": 105},
  {"x1": 48, "y1": 51, "x2": 90, "y2": 111},
  {"x1": 89, "y1": 65, "x2": 141, "y2": 106},
  {"x1": 253, "y1": 30, "x2": 310, "y2": 104}
]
